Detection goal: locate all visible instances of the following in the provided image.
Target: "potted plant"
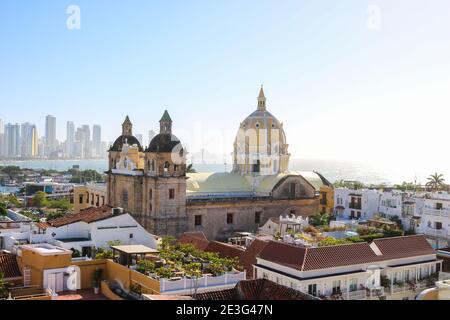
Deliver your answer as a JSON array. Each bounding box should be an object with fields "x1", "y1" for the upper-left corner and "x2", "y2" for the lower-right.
[{"x1": 93, "y1": 268, "x2": 103, "y2": 294}]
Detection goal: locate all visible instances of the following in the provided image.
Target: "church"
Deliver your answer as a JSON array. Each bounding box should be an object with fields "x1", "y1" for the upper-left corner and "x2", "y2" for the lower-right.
[{"x1": 106, "y1": 88, "x2": 333, "y2": 240}]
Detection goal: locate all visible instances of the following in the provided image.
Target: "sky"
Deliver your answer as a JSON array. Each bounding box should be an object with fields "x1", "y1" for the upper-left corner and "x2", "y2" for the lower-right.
[{"x1": 1, "y1": 0, "x2": 450, "y2": 174}]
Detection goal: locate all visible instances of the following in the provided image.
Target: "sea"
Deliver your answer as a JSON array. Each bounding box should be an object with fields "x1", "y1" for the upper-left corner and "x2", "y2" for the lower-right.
[{"x1": 0, "y1": 157, "x2": 444, "y2": 188}]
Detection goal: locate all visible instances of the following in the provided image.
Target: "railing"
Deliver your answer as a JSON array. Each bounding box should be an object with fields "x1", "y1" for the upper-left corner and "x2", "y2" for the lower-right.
[
  {"x1": 349, "y1": 203, "x2": 362, "y2": 210},
  {"x1": 367, "y1": 287, "x2": 385, "y2": 298},
  {"x1": 423, "y1": 207, "x2": 450, "y2": 218},
  {"x1": 160, "y1": 271, "x2": 246, "y2": 293},
  {"x1": 424, "y1": 227, "x2": 448, "y2": 238},
  {"x1": 346, "y1": 289, "x2": 367, "y2": 300}
]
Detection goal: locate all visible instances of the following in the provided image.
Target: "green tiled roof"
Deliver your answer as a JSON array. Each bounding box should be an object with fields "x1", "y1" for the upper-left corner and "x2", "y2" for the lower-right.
[
  {"x1": 186, "y1": 171, "x2": 328, "y2": 196},
  {"x1": 160, "y1": 110, "x2": 172, "y2": 122}
]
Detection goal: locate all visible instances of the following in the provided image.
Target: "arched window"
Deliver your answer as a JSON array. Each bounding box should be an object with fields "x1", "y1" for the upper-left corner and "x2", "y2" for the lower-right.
[
  {"x1": 149, "y1": 203, "x2": 152, "y2": 212},
  {"x1": 174, "y1": 164, "x2": 179, "y2": 172},
  {"x1": 164, "y1": 161, "x2": 170, "y2": 172}
]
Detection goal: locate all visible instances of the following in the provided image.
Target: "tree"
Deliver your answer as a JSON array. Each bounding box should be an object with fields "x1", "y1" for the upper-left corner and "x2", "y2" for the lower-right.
[
  {"x1": 426, "y1": 173, "x2": 445, "y2": 192},
  {"x1": 310, "y1": 212, "x2": 330, "y2": 227},
  {"x1": 0, "y1": 203, "x2": 7, "y2": 216},
  {"x1": 186, "y1": 164, "x2": 196, "y2": 173},
  {"x1": 31, "y1": 191, "x2": 48, "y2": 208},
  {"x1": 0, "y1": 272, "x2": 9, "y2": 299}
]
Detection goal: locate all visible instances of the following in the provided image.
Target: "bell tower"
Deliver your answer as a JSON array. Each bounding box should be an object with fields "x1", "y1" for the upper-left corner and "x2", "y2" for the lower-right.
[{"x1": 142, "y1": 110, "x2": 188, "y2": 237}]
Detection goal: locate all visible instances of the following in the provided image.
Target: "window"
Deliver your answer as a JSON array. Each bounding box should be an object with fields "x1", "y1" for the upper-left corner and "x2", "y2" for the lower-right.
[
  {"x1": 349, "y1": 278, "x2": 358, "y2": 292},
  {"x1": 122, "y1": 189, "x2": 128, "y2": 205},
  {"x1": 174, "y1": 165, "x2": 179, "y2": 171},
  {"x1": 436, "y1": 203, "x2": 443, "y2": 210},
  {"x1": 255, "y1": 211, "x2": 261, "y2": 224},
  {"x1": 129, "y1": 233, "x2": 133, "y2": 239},
  {"x1": 164, "y1": 161, "x2": 170, "y2": 172},
  {"x1": 227, "y1": 213, "x2": 234, "y2": 224},
  {"x1": 149, "y1": 189, "x2": 153, "y2": 199},
  {"x1": 308, "y1": 284, "x2": 317, "y2": 296},
  {"x1": 290, "y1": 183, "x2": 296, "y2": 198},
  {"x1": 169, "y1": 189, "x2": 175, "y2": 199},
  {"x1": 435, "y1": 222, "x2": 443, "y2": 230},
  {"x1": 405, "y1": 270, "x2": 410, "y2": 282},
  {"x1": 332, "y1": 280, "x2": 341, "y2": 295},
  {"x1": 79, "y1": 195, "x2": 84, "y2": 204},
  {"x1": 149, "y1": 203, "x2": 152, "y2": 212},
  {"x1": 86, "y1": 192, "x2": 89, "y2": 204},
  {"x1": 262, "y1": 272, "x2": 268, "y2": 279},
  {"x1": 194, "y1": 215, "x2": 202, "y2": 226}
]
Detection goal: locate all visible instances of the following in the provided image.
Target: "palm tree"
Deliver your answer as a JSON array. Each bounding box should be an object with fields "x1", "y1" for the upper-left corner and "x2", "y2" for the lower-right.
[
  {"x1": 426, "y1": 173, "x2": 445, "y2": 192},
  {"x1": 186, "y1": 164, "x2": 196, "y2": 173}
]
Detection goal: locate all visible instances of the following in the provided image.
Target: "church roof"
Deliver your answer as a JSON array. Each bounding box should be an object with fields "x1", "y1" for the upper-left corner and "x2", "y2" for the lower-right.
[
  {"x1": 160, "y1": 110, "x2": 172, "y2": 122},
  {"x1": 186, "y1": 171, "x2": 328, "y2": 197},
  {"x1": 110, "y1": 135, "x2": 143, "y2": 152},
  {"x1": 147, "y1": 133, "x2": 183, "y2": 153}
]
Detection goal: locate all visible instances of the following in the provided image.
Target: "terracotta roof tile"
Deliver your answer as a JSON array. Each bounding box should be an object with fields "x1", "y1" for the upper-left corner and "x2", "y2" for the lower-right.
[
  {"x1": 46, "y1": 205, "x2": 115, "y2": 228},
  {"x1": 257, "y1": 235, "x2": 436, "y2": 272},
  {"x1": 372, "y1": 235, "x2": 435, "y2": 259},
  {"x1": 240, "y1": 239, "x2": 269, "y2": 278},
  {"x1": 205, "y1": 241, "x2": 245, "y2": 262},
  {"x1": 178, "y1": 232, "x2": 210, "y2": 251},
  {"x1": 195, "y1": 279, "x2": 318, "y2": 300},
  {"x1": 0, "y1": 253, "x2": 22, "y2": 279}
]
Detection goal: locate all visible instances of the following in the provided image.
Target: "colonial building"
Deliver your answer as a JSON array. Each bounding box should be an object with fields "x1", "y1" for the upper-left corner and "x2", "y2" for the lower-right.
[{"x1": 106, "y1": 88, "x2": 333, "y2": 240}]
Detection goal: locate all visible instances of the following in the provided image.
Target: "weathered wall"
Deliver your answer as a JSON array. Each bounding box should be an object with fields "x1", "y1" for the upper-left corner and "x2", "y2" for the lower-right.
[{"x1": 187, "y1": 198, "x2": 318, "y2": 240}]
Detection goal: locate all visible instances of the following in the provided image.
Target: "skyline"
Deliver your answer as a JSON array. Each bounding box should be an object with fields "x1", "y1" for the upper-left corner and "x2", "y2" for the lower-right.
[{"x1": 1, "y1": 1, "x2": 450, "y2": 170}]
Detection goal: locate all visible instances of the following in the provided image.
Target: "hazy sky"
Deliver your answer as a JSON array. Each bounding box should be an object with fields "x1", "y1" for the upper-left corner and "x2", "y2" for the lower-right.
[{"x1": 1, "y1": 0, "x2": 450, "y2": 171}]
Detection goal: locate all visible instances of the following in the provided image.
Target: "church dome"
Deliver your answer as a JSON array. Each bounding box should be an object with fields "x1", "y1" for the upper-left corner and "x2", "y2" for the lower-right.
[
  {"x1": 147, "y1": 133, "x2": 183, "y2": 153},
  {"x1": 110, "y1": 135, "x2": 143, "y2": 152},
  {"x1": 232, "y1": 87, "x2": 290, "y2": 175},
  {"x1": 109, "y1": 116, "x2": 143, "y2": 151}
]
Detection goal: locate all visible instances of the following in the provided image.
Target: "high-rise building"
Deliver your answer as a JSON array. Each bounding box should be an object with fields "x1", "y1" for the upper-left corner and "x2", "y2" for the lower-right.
[
  {"x1": 136, "y1": 134, "x2": 143, "y2": 146},
  {"x1": 81, "y1": 125, "x2": 91, "y2": 158},
  {"x1": 21, "y1": 122, "x2": 38, "y2": 157},
  {"x1": 0, "y1": 119, "x2": 4, "y2": 157},
  {"x1": 66, "y1": 121, "x2": 75, "y2": 158},
  {"x1": 148, "y1": 130, "x2": 155, "y2": 144},
  {"x1": 4, "y1": 123, "x2": 21, "y2": 157},
  {"x1": 45, "y1": 115, "x2": 57, "y2": 157},
  {"x1": 92, "y1": 125, "x2": 101, "y2": 158}
]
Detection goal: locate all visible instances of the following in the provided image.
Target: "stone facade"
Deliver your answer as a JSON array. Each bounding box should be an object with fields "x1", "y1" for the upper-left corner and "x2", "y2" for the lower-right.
[{"x1": 106, "y1": 89, "x2": 330, "y2": 240}]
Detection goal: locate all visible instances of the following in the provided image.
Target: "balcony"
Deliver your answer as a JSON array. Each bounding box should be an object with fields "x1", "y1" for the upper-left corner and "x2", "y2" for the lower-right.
[
  {"x1": 423, "y1": 207, "x2": 450, "y2": 218},
  {"x1": 424, "y1": 227, "x2": 448, "y2": 238},
  {"x1": 349, "y1": 203, "x2": 362, "y2": 210}
]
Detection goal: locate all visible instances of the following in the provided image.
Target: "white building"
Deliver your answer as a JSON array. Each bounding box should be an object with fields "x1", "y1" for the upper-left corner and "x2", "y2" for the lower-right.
[
  {"x1": 334, "y1": 188, "x2": 380, "y2": 220},
  {"x1": 0, "y1": 206, "x2": 159, "y2": 256},
  {"x1": 254, "y1": 235, "x2": 445, "y2": 300}
]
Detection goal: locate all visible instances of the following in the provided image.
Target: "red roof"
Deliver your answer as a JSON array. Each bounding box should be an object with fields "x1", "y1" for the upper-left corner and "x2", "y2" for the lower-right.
[
  {"x1": 196, "y1": 278, "x2": 318, "y2": 300},
  {"x1": 372, "y1": 235, "x2": 435, "y2": 259},
  {"x1": 257, "y1": 235, "x2": 436, "y2": 271},
  {"x1": 43, "y1": 205, "x2": 116, "y2": 228},
  {"x1": 240, "y1": 239, "x2": 269, "y2": 278},
  {"x1": 0, "y1": 253, "x2": 22, "y2": 279},
  {"x1": 178, "y1": 232, "x2": 210, "y2": 251},
  {"x1": 205, "y1": 241, "x2": 245, "y2": 262}
]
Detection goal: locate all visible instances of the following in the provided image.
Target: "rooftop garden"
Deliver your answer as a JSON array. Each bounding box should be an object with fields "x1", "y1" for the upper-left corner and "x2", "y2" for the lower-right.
[
  {"x1": 281, "y1": 212, "x2": 407, "y2": 247},
  {"x1": 136, "y1": 237, "x2": 241, "y2": 279}
]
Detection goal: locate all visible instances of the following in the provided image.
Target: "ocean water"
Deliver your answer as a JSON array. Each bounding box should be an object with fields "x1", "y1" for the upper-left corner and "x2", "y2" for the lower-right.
[{"x1": 0, "y1": 158, "x2": 443, "y2": 185}]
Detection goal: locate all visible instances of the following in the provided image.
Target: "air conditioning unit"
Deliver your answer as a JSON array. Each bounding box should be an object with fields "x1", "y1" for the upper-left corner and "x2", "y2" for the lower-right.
[{"x1": 112, "y1": 207, "x2": 124, "y2": 215}]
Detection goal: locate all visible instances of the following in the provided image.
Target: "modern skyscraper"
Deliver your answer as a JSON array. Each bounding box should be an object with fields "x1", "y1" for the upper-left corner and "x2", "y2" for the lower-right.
[
  {"x1": 45, "y1": 115, "x2": 57, "y2": 157},
  {"x1": 21, "y1": 122, "x2": 38, "y2": 157},
  {"x1": 92, "y1": 125, "x2": 101, "y2": 158},
  {"x1": 81, "y1": 125, "x2": 91, "y2": 158},
  {"x1": 66, "y1": 121, "x2": 75, "y2": 158},
  {"x1": 136, "y1": 134, "x2": 143, "y2": 146},
  {"x1": 4, "y1": 123, "x2": 21, "y2": 157},
  {"x1": 0, "y1": 119, "x2": 4, "y2": 157},
  {"x1": 148, "y1": 130, "x2": 155, "y2": 144}
]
